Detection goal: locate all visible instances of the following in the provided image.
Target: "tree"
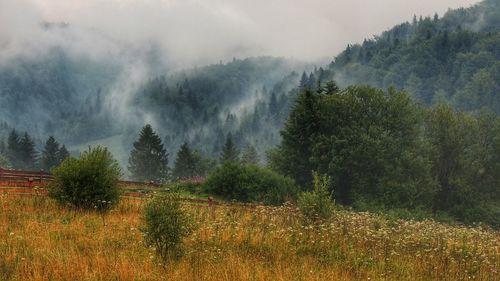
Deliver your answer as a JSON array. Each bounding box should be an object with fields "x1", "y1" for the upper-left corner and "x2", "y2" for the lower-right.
[
  {"x1": 241, "y1": 143, "x2": 259, "y2": 165},
  {"x1": 128, "y1": 125, "x2": 169, "y2": 182},
  {"x1": 220, "y1": 133, "x2": 239, "y2": 163},
  {"x1": 18, "y1": 132, "x2": 37, "y2": 170},
  {"x1": 142, "y1": 193, "x2": 194, "y2": 265},
  {"x1": 58, "y1": 145, "x2": 70, "y2": 163},
  {"x1": 41, "y1": 136, "x2": 60, "y2": 171},
  {"x1": 172, "y1": 142, "x2": 196, "y2": 180},
  {"x1": 6, "y1": 129, "x2": 21, "y2": 168},
  {"x1": 269, "y1": 89, "x2": 323, "y2": 189},
  {"x1": 272, "y1": 84, "x2": 435, "y2": 207}
]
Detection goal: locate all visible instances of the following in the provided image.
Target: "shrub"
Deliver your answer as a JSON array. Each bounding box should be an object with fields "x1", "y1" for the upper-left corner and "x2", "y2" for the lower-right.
[
  {"x1": 48, "y1": 147, "x2": 121, "y2": 212},
  {"x1": 298, "y1": 172, "x2": 335, "y2": 221},
  {"x1": 141, "y1": 193, "x2": 194, "y2": 264},
  {"x1": 204, "y1": 162, "x2": 299, "y2": 205}
]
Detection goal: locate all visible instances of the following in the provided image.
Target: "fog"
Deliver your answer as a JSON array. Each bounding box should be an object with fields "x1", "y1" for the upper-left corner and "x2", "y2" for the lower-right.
[{"x1": 2, "y1": 0, "x2": 480, "y2": 68}]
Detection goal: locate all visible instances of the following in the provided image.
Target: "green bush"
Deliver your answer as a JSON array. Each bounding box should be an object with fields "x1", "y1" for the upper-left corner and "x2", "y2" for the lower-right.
[
  {"x1": 204, "y1": 162, "x2": 299, "y2": 205},
  {"x1": 48, "y1": 147, "x2": 121, "y2": 212},
  {"x1": 141, "y1": 193, "x2": 194, "y2": 264},
  {"x1": 298, "y1": 172, "x2": 335, "y2": 221}
]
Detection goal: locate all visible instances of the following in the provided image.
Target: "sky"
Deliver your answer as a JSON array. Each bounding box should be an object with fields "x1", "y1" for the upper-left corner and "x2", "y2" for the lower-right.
[{"x1": 1, "y1": 0, "x2": 482, "y2": 67}]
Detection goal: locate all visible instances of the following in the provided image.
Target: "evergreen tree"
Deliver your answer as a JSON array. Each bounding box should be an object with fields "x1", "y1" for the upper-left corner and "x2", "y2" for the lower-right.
[
  {"x1": 58, "y1": 145, "x2": 70, "y2": 164},
  {"x1": 41, "y1": 136, "x2": 60, "y2": 171},
  {"x1": 269, "y1": 89, "x2": 322, "y2": 188},
  {"x1": 172, "y1": 142, "x2": 196, "y2": 180},
  {"x1": 241, "y1": 143, "x2": 259, "y2": 165},
  {"x1": 19, "y1": 132, "x2": 37, "y2": 170},
  {"x1": 128, "y1": 124, "x2": 169, "y2": 182},
  {"x1": 220, "y1": 133, "x2": 239, "y2": 163},
  {"x1": 6, "y1": 129, "x2": 21, "y2": 168}
]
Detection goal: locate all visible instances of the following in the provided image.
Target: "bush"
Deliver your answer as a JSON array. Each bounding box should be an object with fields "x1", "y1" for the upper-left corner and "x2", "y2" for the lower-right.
[
  {"x1": 204, "y1": 162, "x2": 299, "y2": 205},
  {"x1": 298, "y1": 172, "x2": 335, "y2": 221},
  {"x1": 48, "y1": 147, "x2": 121, "y2": 212},
  {"x1": 141, "y1": 193, "x2": 194, "y2": 264}
]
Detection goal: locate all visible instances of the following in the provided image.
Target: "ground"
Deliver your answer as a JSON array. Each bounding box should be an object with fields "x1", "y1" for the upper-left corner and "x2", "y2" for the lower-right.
[{"x1": 0, "y1": 194, "x2": 498, "y2": 281}]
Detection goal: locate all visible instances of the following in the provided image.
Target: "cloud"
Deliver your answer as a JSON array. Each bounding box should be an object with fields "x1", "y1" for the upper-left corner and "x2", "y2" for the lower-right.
[{"x1": 2, "y1": 0, "x2": 480, "y2": 67}]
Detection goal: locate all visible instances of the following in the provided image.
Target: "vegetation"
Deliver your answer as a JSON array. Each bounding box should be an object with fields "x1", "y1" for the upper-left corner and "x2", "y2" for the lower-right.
[
  {"x1": 142, "y1": 193, "x2": 194, "y2": 265},
  {"x1": 128, "y1": 125, "x2": 169, "y2": 182},
  {"x1": 204, "y1": 162, "x2": 298, "y2": 205},
  {"x1": 40, "y1": 136, "x2": 70, "y2": 171},
  {"x1": 48, "y1": 146, "x2": 121, "y2": 212},
  {"x1": 328, "y1": 0, "x2": 500, "y2": 112},
  {"x1": 0, "y1": 195, "x2": 498, "y2": 281},
  {"x1": 219, "y1": 133, "x2": 239, "y2": 164},
  {"x1": 298, "y1": 172, "x2": 335, "y2": 221},
  {"x1": 272, "y1": 85, "x2": 500, "y2": 227},
  {"x1": 172, "y1": 142, "x2": 211, "y2": 180}
]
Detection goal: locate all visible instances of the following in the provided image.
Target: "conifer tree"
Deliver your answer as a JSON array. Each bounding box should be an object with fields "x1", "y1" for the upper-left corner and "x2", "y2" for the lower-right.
[
  {"x1": 173, "y1": 142, "x2": 196, "y2": 179},
  {"x1": 128, "y1": 124, "x2": 169, "y2": 182},
  {"x1": 41, "y1": 136, "x2": 60, "y2": 171},
  {"x1": 19, "y1": 132, "x2": 37, "y2": 170},
  {"x1": 58, "y1": 145, "x2": 70, "y2": 163},
  {"x1": 6, "y1": 129, "x2": 21, "y2": 168},
  {"x1": 220, "y1": 133, "x2": 239, "y2": 163},
  {"x1": 241, "y1": 143, "x2": 259, "y2": 165}
]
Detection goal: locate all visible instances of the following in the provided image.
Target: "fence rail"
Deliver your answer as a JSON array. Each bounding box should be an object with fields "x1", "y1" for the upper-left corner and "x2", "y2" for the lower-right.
[{"x1": 0, "y1": 168, "x2": 160, "y2": 187}]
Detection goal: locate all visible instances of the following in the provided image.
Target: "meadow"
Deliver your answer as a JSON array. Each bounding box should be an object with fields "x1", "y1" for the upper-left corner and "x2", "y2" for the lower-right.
[{"x1": 0, "y1": 193, "x2": 498, "y2": 281}]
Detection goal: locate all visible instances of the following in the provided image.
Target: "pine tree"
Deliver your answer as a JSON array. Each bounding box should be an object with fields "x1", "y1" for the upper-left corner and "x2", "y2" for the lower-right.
[
  {"x1": 19, "y1": 132, "x2": 37, "y2": 170},
  {"x1": 41, "y1": 136, "x2": 60, "y2": 171},
  {"x1": 6, "y1": 129, "x2": 21, "y2": 168},
  {"x1": 128, "y1": 124, "x2": 169, "y2": 182},
  {"x1": 241, "y1": 144, "x2": 259, "y2": 165},
  {"x1": 58, "y1": 145, "x2": 70, "y2": 163},
  {"x1": 220, "y1": 133, "x2": 239, "y2": 163},
  {"x1": 172, "y1": 142, "x2": 196, "y2": 180}
]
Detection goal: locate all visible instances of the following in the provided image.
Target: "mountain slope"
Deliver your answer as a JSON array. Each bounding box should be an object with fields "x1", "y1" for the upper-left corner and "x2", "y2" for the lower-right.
[{"x1": 327, "y1": 0, "x2": 500, "y2": 112}]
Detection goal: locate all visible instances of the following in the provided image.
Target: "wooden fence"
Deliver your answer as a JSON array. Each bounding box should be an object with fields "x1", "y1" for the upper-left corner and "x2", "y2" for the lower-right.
[{"x1": 0, "y1": 167, "x2": 160, "y2": 188}]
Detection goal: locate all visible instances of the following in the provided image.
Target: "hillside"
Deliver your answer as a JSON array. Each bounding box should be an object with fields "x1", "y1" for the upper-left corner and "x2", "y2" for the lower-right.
[{"x1": 328, "y1": 0, "x2": 500, "y2": 112}]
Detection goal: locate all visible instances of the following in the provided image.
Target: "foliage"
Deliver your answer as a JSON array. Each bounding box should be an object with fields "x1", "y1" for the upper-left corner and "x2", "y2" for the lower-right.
[
  {"x1": 172, "y1": 142, "x2": 211, "y2": 180},
  {"x1": 128, "y1": 124, "x2": 169, "y2": 182},
  {"x1": 298, "y1": 172, "x2": 335, "y2": 221},
  {"x1": 48, "y1": 146, "x2": 121, "y2": 212},
  {"x1": 241, "y1": 143, "x2": 259, "y2": 165},
  {"x1": 40, "y1": 136, "x2": 69, "y2": 171},
  {"x1": 273, "y1": 82, "x2": 500, "y2": 227},
  {"x1": 272, "y1": 85, "x2": 435, "y2": 207},
  {"x1": 141, "y1": 193, "x2": 194, "y2": 264},
  {"x1": 204, "y1": 162, "x2": 299, "y2": 205},
  {"x1": 327, "y1": 0, "x2": 500, "y2": 112},
  {"x1": 0, "y1": 154, "x2": 11, "y2": 169},
  {"x1": 219, "y1": 133, "x2": 239, "y2": 164},
  {"x1": 172, "y1": 142, "x2": 196, "y2": 180}
]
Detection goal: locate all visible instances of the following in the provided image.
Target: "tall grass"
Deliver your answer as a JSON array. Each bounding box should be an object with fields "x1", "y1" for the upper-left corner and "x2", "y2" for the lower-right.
[{"x1": 0, "y1": 194, "x2": 498, "y2": 280}]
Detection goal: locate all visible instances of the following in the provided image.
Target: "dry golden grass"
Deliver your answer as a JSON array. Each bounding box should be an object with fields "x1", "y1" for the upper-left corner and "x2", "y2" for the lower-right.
[{"x1": 0, "y1": 193, "x2": 498, "y2": 281}]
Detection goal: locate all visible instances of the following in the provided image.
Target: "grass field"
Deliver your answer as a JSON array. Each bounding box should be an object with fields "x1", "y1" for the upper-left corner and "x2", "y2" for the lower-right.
[{"x1": 0, "y1": 194, "x2": 498, "y2": 281}]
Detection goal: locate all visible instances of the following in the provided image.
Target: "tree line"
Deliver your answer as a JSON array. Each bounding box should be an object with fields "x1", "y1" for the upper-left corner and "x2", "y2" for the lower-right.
[
  {"x1": 0, "y1": 130, "x2": 69, "y2": 171},
  {"x1": 269, "y1": 82, "x2": 500, "y2": 228},
  {"x1": 127, "y1": 124, "x2": 261, "y2": 182}
]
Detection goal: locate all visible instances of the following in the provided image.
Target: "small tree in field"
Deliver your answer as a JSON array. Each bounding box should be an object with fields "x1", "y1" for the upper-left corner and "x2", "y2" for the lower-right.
[
  {"x1": 142, "y1": 193, "x2": 194, "y2": 265},
  {"x1": 298, "y1": 172, "x2": 335, "y2": 222},
  {"x1": 48, "y1": 146, "x2": 121, "y2": 213}
]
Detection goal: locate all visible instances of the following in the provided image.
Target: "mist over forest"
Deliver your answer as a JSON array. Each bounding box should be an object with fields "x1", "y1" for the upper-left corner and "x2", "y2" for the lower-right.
[{"x1": 1, "y1": 0, "x2": 492, "y2": 170}]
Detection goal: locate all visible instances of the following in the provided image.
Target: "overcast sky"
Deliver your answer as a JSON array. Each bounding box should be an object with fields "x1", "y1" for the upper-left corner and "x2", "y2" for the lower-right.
[{"x1": 2, "y1": 0, "x2": 481, "y2": 67}]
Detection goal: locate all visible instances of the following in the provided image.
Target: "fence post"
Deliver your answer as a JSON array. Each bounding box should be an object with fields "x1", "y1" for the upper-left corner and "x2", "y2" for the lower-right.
[{"x1": 40, "y1": 169, "x2": 44, "y2": 183}]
